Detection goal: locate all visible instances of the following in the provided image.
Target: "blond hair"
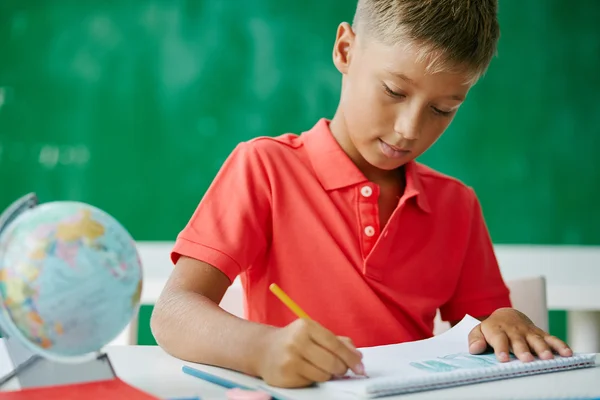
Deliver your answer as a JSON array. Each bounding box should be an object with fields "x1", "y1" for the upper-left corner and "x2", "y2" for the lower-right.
[{"x1": 352, "y1": 0, "x2": 500, "y2": 83}]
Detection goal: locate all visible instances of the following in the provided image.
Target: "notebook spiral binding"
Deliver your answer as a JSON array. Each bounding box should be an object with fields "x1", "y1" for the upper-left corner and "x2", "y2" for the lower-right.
[{"x1": 366, "y1": 354, "x2": 598, "y2": 397}]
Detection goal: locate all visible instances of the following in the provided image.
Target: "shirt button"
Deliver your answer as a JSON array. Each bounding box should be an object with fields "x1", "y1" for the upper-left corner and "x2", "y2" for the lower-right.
[
  {"x1": 364, "y1": 226, "x2": 375, "y2": 237},
  {"x1": 360, "y1": 186, "x2": 373, "y2": 198}
]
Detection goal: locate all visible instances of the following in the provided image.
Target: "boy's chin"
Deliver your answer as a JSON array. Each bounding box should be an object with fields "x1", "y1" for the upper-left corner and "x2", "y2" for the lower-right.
[{"x1": 363, "y1": 152, "x2": 409, "y2": 171}]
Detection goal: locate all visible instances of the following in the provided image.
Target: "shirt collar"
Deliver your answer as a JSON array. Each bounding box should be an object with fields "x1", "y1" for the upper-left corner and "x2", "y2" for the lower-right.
[
  {"x1": 404, "y1": 159, "x2": 431, "y2": 213},
  {"x1": 302, "y1": 118, "x2": 431, "y2": 213}
]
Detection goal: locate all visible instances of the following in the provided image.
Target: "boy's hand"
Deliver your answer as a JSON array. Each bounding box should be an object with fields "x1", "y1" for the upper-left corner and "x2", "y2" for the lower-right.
[
  {"x1": 468, "y1": 308, "x2": 573, "y2": 362},
  {"x1": 257, "y1": 319, "x2": 365, "y2": 388}
]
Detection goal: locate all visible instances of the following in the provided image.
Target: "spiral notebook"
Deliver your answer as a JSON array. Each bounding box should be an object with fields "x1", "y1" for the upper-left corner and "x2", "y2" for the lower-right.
[{"x1": 322, "y1": 315, "x2": 599, "y2": 399}]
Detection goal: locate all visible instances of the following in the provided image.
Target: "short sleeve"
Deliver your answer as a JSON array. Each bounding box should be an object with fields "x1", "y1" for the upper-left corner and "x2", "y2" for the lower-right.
[
  {"x1": 171, "y1": 142, "x2": 271, "y2": 283},
  {"x1": 439, "y1": 189, "x2": 512, "y2": 322}
]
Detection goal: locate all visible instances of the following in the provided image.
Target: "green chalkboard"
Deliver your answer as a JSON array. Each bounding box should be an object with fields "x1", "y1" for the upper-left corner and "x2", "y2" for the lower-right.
[{"x1": 1, "y1": 0, "x2": 599, "y2": 244}]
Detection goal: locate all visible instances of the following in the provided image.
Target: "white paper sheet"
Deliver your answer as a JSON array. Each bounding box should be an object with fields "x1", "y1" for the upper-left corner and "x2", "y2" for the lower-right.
[{"x1": 320, "y1": 315, "x2": 597, "y2": 398}]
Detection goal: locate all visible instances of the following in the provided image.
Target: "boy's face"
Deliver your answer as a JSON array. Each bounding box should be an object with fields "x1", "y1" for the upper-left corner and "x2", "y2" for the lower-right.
[{"x1": 332, "y1": 23, "x2": 474, "y2": 173}]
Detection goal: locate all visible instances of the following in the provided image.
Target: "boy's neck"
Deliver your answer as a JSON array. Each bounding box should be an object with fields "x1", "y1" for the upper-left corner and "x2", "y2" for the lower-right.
[{"x1": 329, "y1": 112, "x2": 404, "y2": 185}]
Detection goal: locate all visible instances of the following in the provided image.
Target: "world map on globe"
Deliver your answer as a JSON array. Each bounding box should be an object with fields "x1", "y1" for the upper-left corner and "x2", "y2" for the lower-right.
[{"x1": 0, "y1": 200, "x2": 143, "y2": 362}]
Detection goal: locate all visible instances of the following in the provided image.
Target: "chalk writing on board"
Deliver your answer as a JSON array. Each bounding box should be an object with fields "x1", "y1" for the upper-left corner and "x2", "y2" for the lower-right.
[{"x1": 38, "y1": 144, "x2": 90, "y2": 169}]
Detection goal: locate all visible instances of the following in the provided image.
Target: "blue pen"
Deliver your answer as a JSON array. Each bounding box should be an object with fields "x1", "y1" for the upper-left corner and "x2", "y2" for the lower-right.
[
  {"x1": 168, "y1": 398, "x2": 202, "y2": 400},
  {"x1": 181, "y1": 365, "x2": 290, "y2": 400},
  {"x1": 182, "y1": 365, "x2": 254, "y2": 390}
]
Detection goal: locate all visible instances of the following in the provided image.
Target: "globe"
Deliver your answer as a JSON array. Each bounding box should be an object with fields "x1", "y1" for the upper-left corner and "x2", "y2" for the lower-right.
[{"x1": 0, "y1": 196, "x2": 143, "y2": 363}]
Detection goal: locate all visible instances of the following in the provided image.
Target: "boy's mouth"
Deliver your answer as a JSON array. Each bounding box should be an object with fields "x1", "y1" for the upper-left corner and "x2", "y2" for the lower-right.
[{"x1": 379, "y1": 139, "x2": 410, "y2": 159}]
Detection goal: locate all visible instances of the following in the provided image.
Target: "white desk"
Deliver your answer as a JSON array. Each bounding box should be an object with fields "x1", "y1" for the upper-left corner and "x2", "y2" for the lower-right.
[
  {"x1": 5, "y1": 346, "x2": 594, "y2": 400},
  {"x1": 129, "y1": 242, "x2": 600, "y2": 353},
  {"x1": 2, "y1": 346, "x2": 599, "y2": 399}
]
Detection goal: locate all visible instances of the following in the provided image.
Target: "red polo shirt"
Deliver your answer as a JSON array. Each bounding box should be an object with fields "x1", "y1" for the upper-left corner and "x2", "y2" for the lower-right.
[{"x1": 171, "y1": 119, "x2": 511, "y2": 347}]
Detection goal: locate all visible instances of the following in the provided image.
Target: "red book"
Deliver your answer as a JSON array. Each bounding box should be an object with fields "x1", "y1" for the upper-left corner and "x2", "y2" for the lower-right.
[{"x1": 0, "y1": 378, "x2": 160, "y2": 399}]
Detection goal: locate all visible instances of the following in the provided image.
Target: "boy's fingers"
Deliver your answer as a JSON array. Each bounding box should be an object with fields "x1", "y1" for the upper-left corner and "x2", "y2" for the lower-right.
[
  {"x1": 484, "y1": 330, "x2": 511, "y2": 362},
  {"x1": 468, "y1": 325, "x2": 488, "y2": 354},
  {"x1": 508, "y1": 334, "x2": 535, "y2": 362},
  {"x1": 338, "y1": 336, "x2": 353, "y2": 345},
  {"x1": 526, "y1": 332, "x2": 554, "y2": 360},
  {"x1": 302, "y1": 341, "x2": 347, "y2": 376},
  {"x1": 338, "y1": 336, "x2": 361, "y2": 355},
  {"x1": 296, "y1": 359, "x2": 332, "y2": 383},
  {"x1": 544, "y1": 334, "x2": 573, "y2": 357},
  {"x1": 309, "y1": 326, "x2": 365, "y2": 376}
]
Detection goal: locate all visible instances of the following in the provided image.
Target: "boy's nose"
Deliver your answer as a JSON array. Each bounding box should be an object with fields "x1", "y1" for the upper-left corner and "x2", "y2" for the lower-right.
[
  {"x1": 394, "y1": 117, "x2": 421, "y2": 141},
  {"x1": 399, "y1": 127, "x2": 420, "y2": 141}
]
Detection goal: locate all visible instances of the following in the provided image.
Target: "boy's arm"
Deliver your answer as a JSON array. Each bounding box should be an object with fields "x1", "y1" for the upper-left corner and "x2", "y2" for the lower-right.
[
  {"x1": 150, "y1": 256, "x2": 274, "y2": 377},
  {"x1": 150, "y1": 256, "x2": 365, "y2": 386},
  {"x1": 150, "y1": 141, "x2": 276, "y2": 376}
]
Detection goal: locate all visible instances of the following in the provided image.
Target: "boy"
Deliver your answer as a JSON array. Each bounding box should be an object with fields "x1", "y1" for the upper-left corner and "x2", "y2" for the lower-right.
[{"x1": 151, "y1": 0, "x2": 572, "y2": 389}]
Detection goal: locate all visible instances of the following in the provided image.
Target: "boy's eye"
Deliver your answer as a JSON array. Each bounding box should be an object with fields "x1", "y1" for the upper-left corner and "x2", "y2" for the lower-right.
[
  {"x1": 382, "y1": 83, "x2": 404, "y2": 98},
  {"x1": 382, "y1": 82, "x2": 455, "y2": 117},
  {"x1": 431, "y1": 107, "x2": 453, "y2": 117}
]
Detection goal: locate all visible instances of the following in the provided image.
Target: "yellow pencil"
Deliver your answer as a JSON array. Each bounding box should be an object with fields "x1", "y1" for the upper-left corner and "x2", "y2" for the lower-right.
[
  {"x1": 270, "y1": 282, "x2": 368, "y2": 377},
  {"x1": 269, "y1": 283, "x2": 311, "y2": 320}
]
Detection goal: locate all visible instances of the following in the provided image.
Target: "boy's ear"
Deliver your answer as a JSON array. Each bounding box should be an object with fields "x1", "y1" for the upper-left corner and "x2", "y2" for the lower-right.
[{"x1": 332, "y1": 22, "x2": 355, "y2": 74}]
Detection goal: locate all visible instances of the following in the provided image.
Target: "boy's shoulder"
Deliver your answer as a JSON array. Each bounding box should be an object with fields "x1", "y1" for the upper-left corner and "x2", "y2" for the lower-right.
[
  {"x1": 413, "y1": 161, "x2": 466, "y2": 186},
  {"x1": 412, "y1": 161, "x2": 476, "y2": 202},
  {"x1": 232, "y1": 131, "x2": 306, "y2": 167},
  {"x1": 221, "y1": 132, "x2": 310, "y2": 181},
  {"x1": 245, "y1": 132, "x2": 304, "y2": 152}
]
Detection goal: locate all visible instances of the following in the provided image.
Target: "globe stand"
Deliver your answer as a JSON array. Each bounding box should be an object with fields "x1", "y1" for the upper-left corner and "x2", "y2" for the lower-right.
[
  {"x1": 0, "y1": 193, "x2": 117, "y2": 390},
  {"x1": 0, "y1": 332, "x2": 116, "y2": 389}
]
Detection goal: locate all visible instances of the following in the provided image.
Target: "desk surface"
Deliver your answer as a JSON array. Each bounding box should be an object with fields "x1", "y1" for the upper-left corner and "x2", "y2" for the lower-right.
[{"x1": 102, "y1": 346, "x2": 600, "y2": 400}]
